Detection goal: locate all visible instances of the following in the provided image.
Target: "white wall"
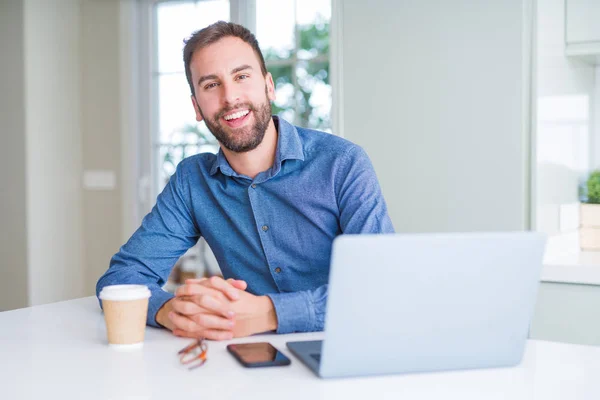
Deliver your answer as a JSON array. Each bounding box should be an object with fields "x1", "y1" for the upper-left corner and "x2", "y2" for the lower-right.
[
  {"x1": 0, "y1": 0, "x2": 29, "y2": 311},
  {"x1": 24, "y1": 0, "x2": 85, "y2": 305},
  {"x1": 340, "y1": 0, "x2": 531, "y2": 233},
  {"x1": 0, "y1": 0, "x2": 128, "y2": 311}
]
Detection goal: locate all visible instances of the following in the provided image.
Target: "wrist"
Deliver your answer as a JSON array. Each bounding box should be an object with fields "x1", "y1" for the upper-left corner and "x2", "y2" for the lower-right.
[
  {"x1": 156, "y1": 298, "x2": 175, "y2": 331},
  {"x1": 259, "y1": 296, "x2": 278, "y2": 332}
]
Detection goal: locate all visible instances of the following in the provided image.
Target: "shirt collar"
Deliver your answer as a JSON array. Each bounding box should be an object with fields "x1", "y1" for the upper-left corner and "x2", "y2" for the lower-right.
[{"x1": 209, "y1": 116, "x2": 305, "y2": 178}]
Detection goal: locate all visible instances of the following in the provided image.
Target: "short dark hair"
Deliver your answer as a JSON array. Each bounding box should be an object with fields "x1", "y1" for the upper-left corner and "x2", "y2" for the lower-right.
[{"x1": 183, "y1": 21, "x2": 268, "y2": 97}]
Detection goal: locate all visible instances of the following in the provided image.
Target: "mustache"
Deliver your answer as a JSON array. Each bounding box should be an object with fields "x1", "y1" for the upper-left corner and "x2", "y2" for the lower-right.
[{"x1": 216, "y1": 103, "x2": 255, "y2": 119}]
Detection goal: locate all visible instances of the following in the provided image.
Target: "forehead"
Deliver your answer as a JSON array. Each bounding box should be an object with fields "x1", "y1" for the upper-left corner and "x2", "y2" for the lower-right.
[{"x1": 190, "y1": 36, "x2": 261, "y2": 77}]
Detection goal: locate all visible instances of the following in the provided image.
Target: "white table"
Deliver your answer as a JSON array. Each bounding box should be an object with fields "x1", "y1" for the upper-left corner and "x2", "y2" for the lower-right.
[{"x1": 1, "y1": 297, "x2": 599, "y2": 400}]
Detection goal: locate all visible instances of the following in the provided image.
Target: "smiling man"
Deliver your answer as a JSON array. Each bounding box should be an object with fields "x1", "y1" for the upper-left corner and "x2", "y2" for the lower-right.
[{"x1": 96, "y1": 21, "x2": 394, "y2": 340}]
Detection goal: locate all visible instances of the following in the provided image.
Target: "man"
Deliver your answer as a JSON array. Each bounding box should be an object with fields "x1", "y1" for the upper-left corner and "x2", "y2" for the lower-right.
[{"x1": 96, "y1": 21, "x2": 394, "y2": 341}]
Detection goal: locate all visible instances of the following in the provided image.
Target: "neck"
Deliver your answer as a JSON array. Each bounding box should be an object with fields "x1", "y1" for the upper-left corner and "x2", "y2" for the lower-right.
[{"x1": 220, "y1": 118, "x2": 278, "y2": 179}]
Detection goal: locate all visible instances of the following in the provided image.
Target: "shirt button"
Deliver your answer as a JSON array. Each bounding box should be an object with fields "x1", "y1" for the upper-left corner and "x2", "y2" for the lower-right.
[
  {"x1": 262, "y1": 225, "x2": 269, "y2": 232},
  {"x1": 251, "y1": 184, "x2": 257, "y2": 189},
  {"x1": 274, "y1": 267, "x2": 282, "y2": 273}
]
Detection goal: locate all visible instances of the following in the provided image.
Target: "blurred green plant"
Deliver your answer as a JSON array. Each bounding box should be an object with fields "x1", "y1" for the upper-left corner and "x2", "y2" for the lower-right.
[
  {"x1": 264, "y1": 18, "x2": 330, "y2": 130},
  {"x1": 584, "y1": 170, "x2": 600, "y2": 204}
]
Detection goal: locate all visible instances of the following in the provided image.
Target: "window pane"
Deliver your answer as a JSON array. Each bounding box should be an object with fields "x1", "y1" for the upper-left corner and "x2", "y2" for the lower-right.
[
  {"x1": 297, "y1": 0, "x2": 330, "y2": 61},
  {"x1": 297, "y1": 17, "x2": 329, "y2": 60},
  {"x1": 295, "y1": 60, "x2": 330, "y2": 131},
  {"x1": 296, "y1": 0, "x2": 331, "y2": 25},
  {"x1": 157, "y1": 73, "x2": 198, "y2": 143},
  {"x1": 267, "y1": 60, "x2": 294, "y2": 121},
  {"x1": 157, "y1": 73, "x2": 217, "y2": 194},
  {"x1": 157, "y1": 0, "x2": 230, "y2": 73},
  {"x1": 257, "y1": 1, "x2": 331, "y2": 130},
  {"x1": 256, "y1": 0, "x2": 295, "y2": 60},
  {"x1": 303, "y1": 61, "x2": 331, "y2": 131}
]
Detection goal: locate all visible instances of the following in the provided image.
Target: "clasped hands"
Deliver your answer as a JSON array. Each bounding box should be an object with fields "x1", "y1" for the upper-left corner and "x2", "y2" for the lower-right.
[{"x1": 156, "y1": 277, "x2": 278, "y2": 340}]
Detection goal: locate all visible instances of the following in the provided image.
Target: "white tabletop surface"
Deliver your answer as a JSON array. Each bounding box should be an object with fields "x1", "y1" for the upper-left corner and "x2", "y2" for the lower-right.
[{"x1": 1, "y1": 297, "x2": 600, "y2": 400}]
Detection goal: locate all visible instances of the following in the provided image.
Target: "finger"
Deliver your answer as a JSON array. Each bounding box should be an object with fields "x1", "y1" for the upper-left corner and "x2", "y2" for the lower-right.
[
  {"x1": 209, "y1": 276, "x2": 242, "y2": 300},
  {"x1": 185, "y1": 276, "x2": 240, "y2": 300},
  {"x1": 226, "y1": 278, "x2": 248, "y2": 291},
  {"x1": 176, "y1": 283, "x2": 229, "y2": 303},
  {"x1": 171, "y1": 297, "x2": 204, "y2": 316},
  {"x1": 192, "y1": 313, "x2": 235, "y2": 331},
  {"x1": 177, "y1": 287, "x2": 231, "y2": 315},
  {"x1": 169, "y1": 311, "x2": 202, "y2": 334},
  {"x1": 176, "y1": 294, "x2": 233, "y2": 319},
  {"x1": 187, "y1": 277, "x2": 246, "y2": 290},
  {"x1": 204, "y1": 329, "x2": 234, "y2": 341},
  {"x1": 194, "y1": 294, "x2": 235, "y2": 319},
  {"x1": 176, "y1": 284, "x2": 229, "y2": 306},
  {"x1": 175, "y1": 283, "x2": 201, "y2": 297}
]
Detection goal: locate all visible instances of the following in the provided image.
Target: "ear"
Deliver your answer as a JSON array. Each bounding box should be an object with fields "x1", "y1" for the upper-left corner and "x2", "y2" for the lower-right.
[
  {"x1": 265, "y1": 72, "x2": 276, "y2": 102},
  {"x1": 191, "y1": 95, "x2": 203, "y2": 122}
]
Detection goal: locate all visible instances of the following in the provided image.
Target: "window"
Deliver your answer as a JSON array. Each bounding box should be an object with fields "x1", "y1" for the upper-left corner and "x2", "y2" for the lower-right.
[
  {"x1": 154, "y1": 0, "x2": 230, "y2": 189},
  {"x1": 150, "y1": 0, "x2": 332, "y2": 284},
  {"x1": 255, "y1": 0, "x2": 331, "y2": 132}
]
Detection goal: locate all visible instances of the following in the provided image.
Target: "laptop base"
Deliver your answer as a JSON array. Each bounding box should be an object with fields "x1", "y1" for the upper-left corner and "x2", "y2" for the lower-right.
[{"x1": 286, "y1": 340, "x2": 323, "y2": 376}]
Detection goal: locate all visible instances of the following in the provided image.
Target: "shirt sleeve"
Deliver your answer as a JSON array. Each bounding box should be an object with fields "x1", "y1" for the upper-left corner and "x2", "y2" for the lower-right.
[
  {"x1": 336, "y1": 145, "x2": 395, "y2": 235},
  {"x1": 95, "y1": 161, "x2": 200, "y2": 327},
  {"x1": 267, "y1": 285, "x2": 327, "y2": 333},
  {"x1": 268, "y1": 144, "x2": 395, "y2": 333}
]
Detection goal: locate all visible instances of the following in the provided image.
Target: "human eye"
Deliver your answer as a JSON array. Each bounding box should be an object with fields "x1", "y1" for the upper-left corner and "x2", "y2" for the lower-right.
[
  {"x1": 236, "y1": 74, "x2": 250, "y2": 81},
  {"x1": 204, "y1": 82, "x2": 219, "y2": 90}
]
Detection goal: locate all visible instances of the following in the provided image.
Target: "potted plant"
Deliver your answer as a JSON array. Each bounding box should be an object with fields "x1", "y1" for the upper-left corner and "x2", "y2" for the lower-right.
[{"x1": 580, "y1": 170, "x2": 600, "y2": 250}]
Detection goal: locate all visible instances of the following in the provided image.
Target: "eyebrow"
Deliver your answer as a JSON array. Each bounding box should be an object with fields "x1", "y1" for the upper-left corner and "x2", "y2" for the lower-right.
[{"x1": 197, "y1": 65, "x2": 254, "y2": 87}]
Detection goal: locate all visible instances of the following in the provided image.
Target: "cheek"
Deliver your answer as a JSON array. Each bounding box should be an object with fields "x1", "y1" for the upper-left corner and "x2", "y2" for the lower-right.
[{"x1": 198, "y1": 99, "x2": 220, "y2": 116}]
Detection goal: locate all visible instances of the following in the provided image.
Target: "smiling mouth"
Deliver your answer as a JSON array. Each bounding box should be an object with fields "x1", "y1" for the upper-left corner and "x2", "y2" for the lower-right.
[
  {"x1": 223, "y1": 109, "x2": 250, "y2": 121},
  {"x1": 220, "y1": 108, "x2": 251, "y2": 129}
]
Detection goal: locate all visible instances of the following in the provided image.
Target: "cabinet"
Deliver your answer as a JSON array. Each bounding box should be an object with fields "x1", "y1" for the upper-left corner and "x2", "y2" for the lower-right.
[
  {"x1": 530, "y1": 282, "x2": 600, "y2": 346},
  {"x1": 565, "y1": 0, "x2": 600, "y2": 63}
]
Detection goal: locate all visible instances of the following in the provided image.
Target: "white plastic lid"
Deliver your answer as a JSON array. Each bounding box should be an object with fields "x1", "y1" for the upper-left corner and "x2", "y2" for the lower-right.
[{"x1": 99, "y1": 284, "x2": 151, "y2": 301}]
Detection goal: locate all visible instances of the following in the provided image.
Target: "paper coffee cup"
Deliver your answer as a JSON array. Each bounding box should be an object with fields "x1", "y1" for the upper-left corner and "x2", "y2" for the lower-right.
[{"x1": 99, "y1": 285, "x2": 151, "y2": 350}]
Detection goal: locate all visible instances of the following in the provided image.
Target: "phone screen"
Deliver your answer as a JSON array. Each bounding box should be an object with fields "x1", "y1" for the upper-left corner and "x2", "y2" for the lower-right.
[{"x1": 227, "y1": 342, "x2": 291, "y2": 368}]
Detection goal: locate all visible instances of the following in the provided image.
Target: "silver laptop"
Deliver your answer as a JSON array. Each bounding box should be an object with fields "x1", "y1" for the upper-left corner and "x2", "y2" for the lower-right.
[{"x1": 287, "y1": 232, "x2": 546, "y2": 379}]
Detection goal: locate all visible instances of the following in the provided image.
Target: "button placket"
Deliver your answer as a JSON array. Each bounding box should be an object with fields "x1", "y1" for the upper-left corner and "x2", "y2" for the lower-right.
[{"x1": 246, "y1": 181, "x2": 283, "y2": 286}]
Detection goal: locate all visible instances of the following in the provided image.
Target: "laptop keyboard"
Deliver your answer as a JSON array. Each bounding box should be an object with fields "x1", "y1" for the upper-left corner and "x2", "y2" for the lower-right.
[{"x1": 310, "y1": 353, "x2": 321, "y2": 363}]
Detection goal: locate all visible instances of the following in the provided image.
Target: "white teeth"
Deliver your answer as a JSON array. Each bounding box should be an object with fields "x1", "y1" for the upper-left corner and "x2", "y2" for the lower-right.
[{"x1": 224, "y1": 110, "x2": 249, "y2": 121}]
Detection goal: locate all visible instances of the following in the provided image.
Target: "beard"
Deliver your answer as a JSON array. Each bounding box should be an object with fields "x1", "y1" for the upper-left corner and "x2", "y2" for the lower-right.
[{"x1": 198, "y1": 87, "x2": 272, "y2": 153}]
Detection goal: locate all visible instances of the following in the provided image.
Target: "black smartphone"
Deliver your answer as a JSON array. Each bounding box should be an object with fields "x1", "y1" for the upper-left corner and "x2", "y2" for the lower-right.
[{"x1": 226, "y1": 342, "x2": 291, "y2": 368}]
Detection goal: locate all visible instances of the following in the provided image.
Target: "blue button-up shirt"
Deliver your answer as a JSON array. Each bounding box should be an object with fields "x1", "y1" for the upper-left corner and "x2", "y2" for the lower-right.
[{"x1": 96, "y1": 117, "x2": 394, "y2": 333}]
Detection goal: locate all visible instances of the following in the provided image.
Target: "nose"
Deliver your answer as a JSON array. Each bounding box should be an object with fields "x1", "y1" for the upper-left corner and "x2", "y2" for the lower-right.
[{"x1": 221, "y1": 81, "x2": 240, "y2": 106}]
